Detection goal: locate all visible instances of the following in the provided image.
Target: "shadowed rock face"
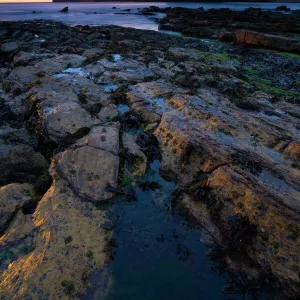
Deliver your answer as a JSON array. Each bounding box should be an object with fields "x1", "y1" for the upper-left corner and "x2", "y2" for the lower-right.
[
  {"x1": 154, "y1": 91, "x2": 300, "y2": 297},
  {"x1": 0, "y1": 183, "x2": 37, "y2": 234},
  {"x1": 0, "y1": 145, "x2": 48, "y2": 185},
  {"x1": 0, "y1": 19, "x2": 299, "y2": 299},
  {"x1": 122, "y1": 132, "x2": 147, "y2": 179}
]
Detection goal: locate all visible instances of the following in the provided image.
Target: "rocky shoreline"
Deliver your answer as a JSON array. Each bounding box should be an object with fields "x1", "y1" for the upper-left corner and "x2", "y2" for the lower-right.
[
  {"x1": 0, "y1": 10, "x2": 299, "y2": 299},
  {"x1": 141, "y1": 5, "x2": 300, "y2": 52}
]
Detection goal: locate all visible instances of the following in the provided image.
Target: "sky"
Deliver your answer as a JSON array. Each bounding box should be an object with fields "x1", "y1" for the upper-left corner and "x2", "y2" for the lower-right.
[{"x1": 0, "y1": 0, "x2": 52, "y2": 2}]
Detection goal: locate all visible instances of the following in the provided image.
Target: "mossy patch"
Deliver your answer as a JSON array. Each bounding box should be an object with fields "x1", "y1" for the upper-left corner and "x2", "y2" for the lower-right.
[
  {"x1": 22, "y1": 189, "x2": 31, "y2": 197},
  {"x1": 121, "y1": 176, "x2": 134, "y2": 187},
  {"x1": 68, "y1": 169, "x2": 76, "y2": 175},
  {"x1": 166, "y1": 132, "x2": 173, "y2": 139},
  {"x1": 26, "y1": 79, "x2": 42, "y2": 89},
  {"x1": 94, "y1": 174, "x2": 101, "y2": 180},
  {"x1": 0, "y1": 250, "x2": 16, "y2": 265},
  {"x1": 245, "y1": 74, "x2": 300, "y2": 100},
  {"x1": 278, "y1": 52, "x2": 300, "y2": 59},
  {"x1": 129, "y1": 155, "x2": 145, "y2": 173},
  {"x1": 194, "y1": 51, "x2": 230, "y2": 63},
  {"x1": 2, "y1": 130, "x2": 16, "y2": 143},
  {"x1": 78, "y1": 93, "x2": 87, "y2": 104},
  {"x1": 291, "y1": 162, "x2": 300, "y2": 169},
  {"x1": 86, "y1": 250, "x2": 94, "y2": 259},
  {"x1": 86, "y1": 172, "x2": 94, "y2": 181},
  {"x1": 61, "y1": 280, "x2": 75, "y2": 295},
  {"x1": 243, "y1": 67, "x2": 263, "y2": 75}
]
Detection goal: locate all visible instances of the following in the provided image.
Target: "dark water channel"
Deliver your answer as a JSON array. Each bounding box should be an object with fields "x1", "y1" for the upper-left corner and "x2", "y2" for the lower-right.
[{"x1": 99, "y1": 160, "x2": 258, "y2": 300}]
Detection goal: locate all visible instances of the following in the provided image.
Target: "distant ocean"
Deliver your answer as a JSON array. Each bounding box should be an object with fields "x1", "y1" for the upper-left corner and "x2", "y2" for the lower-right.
[{"x1": 0, "y1": 2, "x2": 299, "y2": 31}]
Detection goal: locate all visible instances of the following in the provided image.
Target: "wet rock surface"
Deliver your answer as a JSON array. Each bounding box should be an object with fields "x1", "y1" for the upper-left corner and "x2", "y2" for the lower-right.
[
  {"x1": 122, "y1": 132, "x2": 147, "y2": 179},
  {"x1": 0, "y1": 19, "x2": 299, "y2": 299}
]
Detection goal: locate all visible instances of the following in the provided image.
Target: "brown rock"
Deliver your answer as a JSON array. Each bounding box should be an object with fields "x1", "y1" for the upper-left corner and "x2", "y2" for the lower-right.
[
  {"x1": 154, "y1": 90, "x2": 300, "y2": 295},
  {"x1": 56, "y1": 124, "x2": 120, "y2": 202},
  {"x1": 218, "y1": 31, "x2": 234, "y2": 42},
  {"x1": 234, "y1": 30, "x2": 300, "y2": 54},
  {"x1": 98, "y1": 104, "x2": 118, "y2": 123},
  {"x1": 282, "y1": 141, "x2": 300, "y2": 162},
  {"x1": 0, "y1": 177, "x2": 111, "y2": 299}
]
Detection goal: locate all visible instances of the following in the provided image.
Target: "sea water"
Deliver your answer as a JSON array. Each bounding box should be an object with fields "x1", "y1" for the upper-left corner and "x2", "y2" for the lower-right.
[{"x1": 0, "y1": 2, "x2": 299, "y2": 31}]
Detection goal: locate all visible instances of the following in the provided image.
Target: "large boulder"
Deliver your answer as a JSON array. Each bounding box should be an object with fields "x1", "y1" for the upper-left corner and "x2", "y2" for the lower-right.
[
  {"x1": 75, "y1": 124, "x2": 119, "y2": 155},
  {"x1": 234, "y1": 30, "x2": 300, "y2": 54}
]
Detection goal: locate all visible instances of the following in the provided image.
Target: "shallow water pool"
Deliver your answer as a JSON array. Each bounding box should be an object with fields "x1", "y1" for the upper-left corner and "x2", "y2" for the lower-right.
[{"x1": 88, "y1": 160, "x2": 257, "y2": 300}]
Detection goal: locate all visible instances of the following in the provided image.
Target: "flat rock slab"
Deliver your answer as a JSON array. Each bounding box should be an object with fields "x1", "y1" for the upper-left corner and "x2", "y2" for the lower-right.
[
  {"x1": 5, "y1": 66, "x2": 38, "y2": 92},
  {"x1": 127, "y1": 81, "x2": 182, "y2": 123},
  {"x1": 56, "y1": 146, "x2": 119, "y2": 202},
  {"x1": 45, "y1": 102, "x2": 93, "y2": 142},
  {"x1": 83, "y1": 58, "x2": 147, "y2": 78},
  {"x1": 29, "y1": 79, "x2": 94, "y2": 142},
  {"x1": 13, "y1": 51, "x2": 55, "y2": 67},
  {"x1": 34, "y1": 54, "x2": 85, "y2": 75},
  {"x1": 128, "y1": 80, "x2": 178, "y2": 103},
  {"x1": 1, "y1": 42, "x2": 18, "y2": 52},
  {"x1": 112, "y1": 67, "x2": 155, "y2": 83},
  {"x1": 75, "y1": 124, "x2": 119, "y2": 156},
  {"x1": 98, "y1": 104, "x2": 118, "y2": 123},
  {"x1": 56, "y1": 73, "x2": 111, "y2": 106}
]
